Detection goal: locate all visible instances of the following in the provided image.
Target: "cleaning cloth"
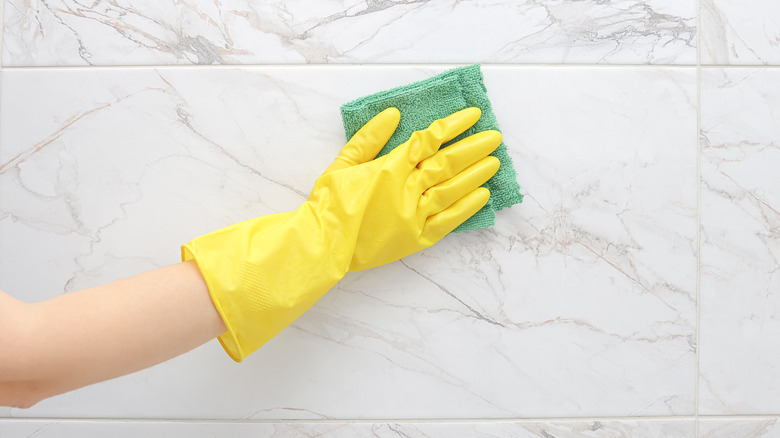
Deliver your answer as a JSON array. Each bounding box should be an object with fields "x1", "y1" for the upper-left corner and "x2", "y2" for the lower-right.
[{"x1": 341, "y1": 64, "x2": 522, "y2": 232}]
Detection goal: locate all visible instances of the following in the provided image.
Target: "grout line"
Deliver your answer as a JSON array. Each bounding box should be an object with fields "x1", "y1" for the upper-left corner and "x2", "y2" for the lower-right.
[
  {"x1": 0, "y1": 63, "x2": 724, "y2": 71},
  {"x1": 0, "y1": 416, "x2": 724, "y2": 424},
  {"x1": 0, "y1": 63, "x2": 776, "y2": 72},
  {"x1": 699, "y1": 64, "x2": 776, "y2": 68},
  {"x1": 2, "y1": 415, "x2": 780, "y2": 424},
  {"x1": 695, "y1": 0, "x2": 702, "y2": 436},
  {"x1": 0, "y1": 62, "x2": 699, "y2": 70}
]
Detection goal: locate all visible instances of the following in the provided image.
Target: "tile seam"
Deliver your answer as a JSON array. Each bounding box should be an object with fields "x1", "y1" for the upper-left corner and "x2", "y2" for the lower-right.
[
  {"x1": 1, "y1": 64, "x2": 778, "y2": 72},
  {"x1": 0, "y1": 63, "x2": 702, "y2": 71},
  {"x1": 695, "y1": 0, "x2": 703, "y2": 435},
  {"x1": 7, "y1": 415, "x2": 780, "y2": 423}
]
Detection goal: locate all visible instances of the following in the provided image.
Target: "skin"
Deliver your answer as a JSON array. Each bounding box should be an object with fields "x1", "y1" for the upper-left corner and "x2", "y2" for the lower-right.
[{"x1": 0, "y1": 261, "x2": 225, "y2": 408}]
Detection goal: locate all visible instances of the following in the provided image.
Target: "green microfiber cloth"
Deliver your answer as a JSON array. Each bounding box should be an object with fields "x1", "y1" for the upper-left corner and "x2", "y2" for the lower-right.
[{"x1": 341, "y1": 64, "x2": 522, "y2": 233}]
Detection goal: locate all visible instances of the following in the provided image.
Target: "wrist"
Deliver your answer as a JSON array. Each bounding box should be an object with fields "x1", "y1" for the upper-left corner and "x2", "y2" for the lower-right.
[{"x1": 182, "y1": 209, "x2": 352, "y2": 362}]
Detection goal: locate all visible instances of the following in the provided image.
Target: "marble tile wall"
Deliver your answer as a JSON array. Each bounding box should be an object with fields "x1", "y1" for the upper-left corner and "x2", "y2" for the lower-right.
[{"x1": 1, "y1": 1, "x2": 779, "y2": 437}]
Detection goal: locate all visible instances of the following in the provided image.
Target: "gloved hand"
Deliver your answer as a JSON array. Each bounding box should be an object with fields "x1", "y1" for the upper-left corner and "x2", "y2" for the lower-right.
[{"x1": 182, "y1": 107, "x2": 501, "y2": 362}]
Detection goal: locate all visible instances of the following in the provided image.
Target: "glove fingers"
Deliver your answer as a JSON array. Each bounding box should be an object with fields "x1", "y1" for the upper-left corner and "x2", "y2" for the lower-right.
[
  {"x1": 419, "y1": 156, "x2": 499, "y2": 217},
  {"x1": 401, "y1": 107, "x2": 482, "y2": 164},
  {"x1": 414, "y1": 130, "x2": 501, "y2": 189},
  {"x1": 420, "y1": 187, "x2": 491, "y2": 246},
  {"x1": 323, "y1": 107, "x2": 401, "y2": 174}
]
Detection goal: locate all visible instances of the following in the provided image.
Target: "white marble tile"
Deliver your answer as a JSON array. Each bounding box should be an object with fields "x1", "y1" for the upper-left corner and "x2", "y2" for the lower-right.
[
  {"x1": 1, "y1": 0, "x2": 5, "y2": 58},
  {"x1": 2, "y1": 0, "x2": 696, "y2": 66},
  {"x1": 0, "y1": 419, "x2": 696, "y2": 438},
  {"x1": 701, "y1": 0, "x2": 780, "y2": 65},
  {"x1": 0, "y1": 65, "x2": 697, "y2": 419},
  {"x1": 699, "y1": 68, "x2": 780, "y2": 414},
  {"x1": 699, "y1": 419, "x2": 780, "y2": 438}
]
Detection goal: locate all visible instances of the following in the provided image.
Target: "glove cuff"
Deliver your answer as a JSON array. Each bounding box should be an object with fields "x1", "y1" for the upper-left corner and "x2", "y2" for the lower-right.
[{"x1": 182, "y1": 211, "x2": 348, "y2": 362}]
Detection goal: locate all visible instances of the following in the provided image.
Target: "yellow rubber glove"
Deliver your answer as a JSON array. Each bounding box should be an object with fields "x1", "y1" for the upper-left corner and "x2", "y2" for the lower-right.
[{"x1": 182, "y1": 107, "x2": 501, "y2": 362}]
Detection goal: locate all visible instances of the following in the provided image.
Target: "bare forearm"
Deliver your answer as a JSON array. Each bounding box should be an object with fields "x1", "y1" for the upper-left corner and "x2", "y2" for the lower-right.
[{"x1": 0, "y1": 261, "x2": 225, "y2": 408}]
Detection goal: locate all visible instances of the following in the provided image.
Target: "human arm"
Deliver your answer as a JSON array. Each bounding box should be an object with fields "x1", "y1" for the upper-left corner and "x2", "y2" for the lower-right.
[
  {"x1": 0, "y1": 261, "x2": 225, "y2": 408},
  {"x1": 0, "y1": 106, "x2": 501, "y2": 407}
]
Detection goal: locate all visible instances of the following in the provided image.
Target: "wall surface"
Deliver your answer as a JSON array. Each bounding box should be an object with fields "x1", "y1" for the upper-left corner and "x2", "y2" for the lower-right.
[{"x1": 1, "y1": 1, "x2": 779, "y2": 436}]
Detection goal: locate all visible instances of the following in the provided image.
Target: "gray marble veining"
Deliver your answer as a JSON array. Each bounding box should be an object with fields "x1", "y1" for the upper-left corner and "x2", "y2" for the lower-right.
[
  {"x1": 0, "y1": 66, "x2": 698, "y2": 419},
  {"x1": 2, "y1": 0, "x2": 780, "y2": 432},
  {"x1": 699, "y1": 67, "x2": 780, "y2": 415},
  {"x1": 701, "y1": 0, "x2": 780, "y2": 65},
  {"x1": 3, "y1": 0, "x2": 696, "y2": 66}
]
